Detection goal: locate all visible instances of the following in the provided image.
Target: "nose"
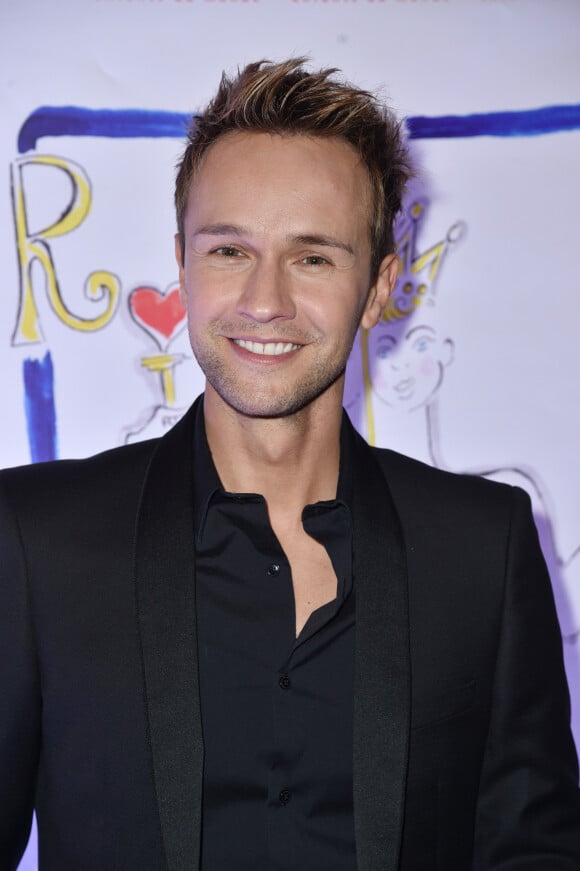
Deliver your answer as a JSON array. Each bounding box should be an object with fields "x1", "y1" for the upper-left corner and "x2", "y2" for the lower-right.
[
  {"x1": 390, "y1": 356, "x2": 408, "y2": 372},
  {"x1": 236, "y1": 260, "x2": 296, "y2": 323}
]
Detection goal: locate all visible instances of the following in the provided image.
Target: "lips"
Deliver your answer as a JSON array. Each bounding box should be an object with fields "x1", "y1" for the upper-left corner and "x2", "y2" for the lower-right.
[
  {"x1": 232, "y1": 338, "x2": 301, "y2": 356},
  {"x1": 394, "y1": 378, "x2": 415, "y2": 396}
]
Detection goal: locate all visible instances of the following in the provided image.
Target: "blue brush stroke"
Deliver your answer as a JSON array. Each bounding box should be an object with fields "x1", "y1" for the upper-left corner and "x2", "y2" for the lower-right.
[
  {"x1": 18, "y1": 107, "x2": 191, "y2": 153},
  {"x1": 23, "y1": 352, "x2": 58, "y2": 462},
  {"x1": 17, "y1": 103, "x2": 580, "y2": 153},
  {"x1": 406, "y1": 104, "x2": 580, "y2": 140}
]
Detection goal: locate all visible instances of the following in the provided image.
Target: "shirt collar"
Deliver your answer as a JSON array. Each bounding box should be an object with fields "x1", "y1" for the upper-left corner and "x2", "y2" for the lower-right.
[
  {"x1": 192, "y1": 395, "x2": 355, "y2": 544},
  {"x1": 192, "y1": 397, "x2": 222, "y2": 545}
]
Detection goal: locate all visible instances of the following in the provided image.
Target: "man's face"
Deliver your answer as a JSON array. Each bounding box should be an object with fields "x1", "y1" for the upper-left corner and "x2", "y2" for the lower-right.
[
  {"x1": 368, "y1": 323, "x2": 454, "y2": 411},
  {"x1": 176, "y1": 131, "x2": 396, "y2": 418}
]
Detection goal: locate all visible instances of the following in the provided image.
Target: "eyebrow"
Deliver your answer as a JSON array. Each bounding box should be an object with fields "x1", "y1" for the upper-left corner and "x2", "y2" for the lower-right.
[
  {"x1": 192, "y1": 223, "x2": 249, "y2": 238},
  {"x1": 406, "y1": 325, "x2": 436, "y2": 338},
  {"x1": 292, "y1": 234, "x2": 354, "y2": 256},
  {"x1": 192, "y1": 224, "x2": 354, "y2": 255}
]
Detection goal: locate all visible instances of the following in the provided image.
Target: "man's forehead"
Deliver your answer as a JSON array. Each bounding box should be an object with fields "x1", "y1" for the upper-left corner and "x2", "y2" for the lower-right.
[
  {"x1": 183, "y1": 130, "x2": 373, "y2": 245},
  {"x1": 188, "y1": 131, "x2": 366, "y2": 195}
]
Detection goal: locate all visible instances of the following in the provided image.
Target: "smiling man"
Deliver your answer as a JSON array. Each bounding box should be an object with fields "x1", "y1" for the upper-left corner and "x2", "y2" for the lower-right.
[{"x1": 1, "y1": 59, "x2": 580, "y2": 871}]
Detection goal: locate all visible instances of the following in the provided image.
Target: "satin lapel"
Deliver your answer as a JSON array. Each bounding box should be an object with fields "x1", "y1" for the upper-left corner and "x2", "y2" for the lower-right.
[
  {"x1": 134, "y1": 404, "x2": 202, "y2": 871},
  {"x1": 351, "y1": 431, "x2": 411, "y2": 871}
]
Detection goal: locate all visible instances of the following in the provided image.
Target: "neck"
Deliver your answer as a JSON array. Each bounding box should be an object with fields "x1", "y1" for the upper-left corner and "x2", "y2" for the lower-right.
[
  {"x1": 371, "y1": 398, "x2": 441, "y2": 467},
  {"x1": 203, "y1": 384, "x2": 344, "y2": 525}
]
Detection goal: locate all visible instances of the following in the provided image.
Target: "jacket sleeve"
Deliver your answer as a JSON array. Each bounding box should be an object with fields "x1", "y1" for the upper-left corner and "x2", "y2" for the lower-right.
[
  {"x1": 474, "y1": 486, "x2": 580, "y2": 868},
  {"x1": 0, "y1": 475, "x2": 41, "y2": 870}
]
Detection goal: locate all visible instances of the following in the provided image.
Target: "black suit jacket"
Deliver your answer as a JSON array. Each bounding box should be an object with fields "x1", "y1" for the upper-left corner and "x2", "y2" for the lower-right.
[{"x1": 1, "y1": 400, "x2": 579, "y2": 870}]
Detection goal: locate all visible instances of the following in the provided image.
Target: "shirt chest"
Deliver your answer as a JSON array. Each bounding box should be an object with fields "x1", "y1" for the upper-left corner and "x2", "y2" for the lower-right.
[{"x1": 195, "y1": 494, "x2": 357, "y2": 871}]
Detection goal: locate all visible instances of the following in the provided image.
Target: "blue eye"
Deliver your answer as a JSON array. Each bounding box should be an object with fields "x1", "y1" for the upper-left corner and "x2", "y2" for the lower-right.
[
  {"x1": 378, "y1": 348, "x2": 390, "y2": 360},
  {"x1": 416, "y1": 339, "x2": 429, "y2": 352}
]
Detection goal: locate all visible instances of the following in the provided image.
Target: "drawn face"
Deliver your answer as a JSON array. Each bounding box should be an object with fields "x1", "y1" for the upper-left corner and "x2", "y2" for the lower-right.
[
  {"x1": 368, "y1": 323, "x2": 454, "y2": 411},
  {"x1": 176, "y1": 131, "x2": 396, "y2": 419}
]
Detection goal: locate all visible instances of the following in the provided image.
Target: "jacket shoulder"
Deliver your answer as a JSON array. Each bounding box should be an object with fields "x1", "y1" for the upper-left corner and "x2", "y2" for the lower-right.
[
  {"x1": 370, "y1": 445, "x2": 517, "y2": 504},
  {"x1": 0, "y1": 438, "x2": 160, "y2": 515},
  {"x1": 367, "y1": 445, "x2": 533, "y2": 543}
]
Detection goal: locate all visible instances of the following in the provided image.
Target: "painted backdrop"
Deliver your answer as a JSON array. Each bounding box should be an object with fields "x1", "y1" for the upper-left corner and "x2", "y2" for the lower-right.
[{"x1": 1, "y1": 1, "x2": 579, "y2": 867}]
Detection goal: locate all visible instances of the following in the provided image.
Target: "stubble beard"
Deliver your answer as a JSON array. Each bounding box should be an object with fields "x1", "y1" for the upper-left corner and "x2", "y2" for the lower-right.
[{"x1": 189, "y1": 322, "x2": 360, "y2": 420}]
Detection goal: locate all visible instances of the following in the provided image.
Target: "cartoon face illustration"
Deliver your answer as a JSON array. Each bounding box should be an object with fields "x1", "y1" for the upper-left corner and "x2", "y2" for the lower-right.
[{"x1": 368, "y1": 322, "x2": 454, "y2": 411}]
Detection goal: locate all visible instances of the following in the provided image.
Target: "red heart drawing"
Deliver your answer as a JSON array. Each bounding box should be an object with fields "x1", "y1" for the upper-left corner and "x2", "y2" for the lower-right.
[{"x1": 129, "y1": 284, "x2": 187, "y2": 350}]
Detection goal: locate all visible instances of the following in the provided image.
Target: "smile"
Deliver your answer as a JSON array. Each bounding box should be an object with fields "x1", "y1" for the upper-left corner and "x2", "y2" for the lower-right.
[
  {"x1": 232, "y1": 339, "x2": 301, "y2": 356},
  {"x1": 394, "y1": 378, "x2": 415, "y2": 396}
]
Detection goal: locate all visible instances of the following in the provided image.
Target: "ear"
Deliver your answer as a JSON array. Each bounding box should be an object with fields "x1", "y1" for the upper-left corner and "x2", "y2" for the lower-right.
[
  {"x1": 361, "y1": 253, "x2": 399, "y2": 330},
  {"x1": 441, "y1": 337, "x2": 455, "y2": 368},
  {"x1": 174, "y1": 233, "x2": 187, "y2": 306}
]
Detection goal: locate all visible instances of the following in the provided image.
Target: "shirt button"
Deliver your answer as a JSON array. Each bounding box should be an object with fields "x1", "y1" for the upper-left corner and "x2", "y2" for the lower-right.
[
  {"x1": 279, "y1": 674, "x2": 291, "y2": 690},
  {"x1": 267, "y1": 563, "x2": 280, "y2": 577},
  {"x1": 279, "y1": 789, "x2": 291, "y2": 805}
]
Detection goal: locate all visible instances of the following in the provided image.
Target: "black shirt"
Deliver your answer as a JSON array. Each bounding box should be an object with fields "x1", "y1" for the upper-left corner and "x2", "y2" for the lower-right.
[{"x1": 192, "y1": 403, "x2": 357, "y2": 870}]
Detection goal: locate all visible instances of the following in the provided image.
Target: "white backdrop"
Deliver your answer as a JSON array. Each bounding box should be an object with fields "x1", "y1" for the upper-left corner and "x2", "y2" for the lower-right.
[{"x1": 1, "y1": 1, "x2": 579, "y2": 866}]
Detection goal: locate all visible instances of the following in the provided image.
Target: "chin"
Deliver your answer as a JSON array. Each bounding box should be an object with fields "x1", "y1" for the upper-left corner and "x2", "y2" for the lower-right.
[
  {"x1": 209, "y1": 371, "x2": 345, "y2": 420},
  {"x1": 217, "y1": 392, "x2": 317, "y2": 420}
]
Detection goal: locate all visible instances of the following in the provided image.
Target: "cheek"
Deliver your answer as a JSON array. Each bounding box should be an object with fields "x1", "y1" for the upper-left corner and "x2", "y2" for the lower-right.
[
  {"x1": 371, "y1": 356, "x2": 390, "y2": 392},
  {"x1": 184, "y1": 271, "x2": 230, "y2": 318},
  {"x1": 419, "y1": 355, "x2": 437, "y2": 378},
  {"x1": 310, "y1": 295, "x2": 362, "y2": 344}
]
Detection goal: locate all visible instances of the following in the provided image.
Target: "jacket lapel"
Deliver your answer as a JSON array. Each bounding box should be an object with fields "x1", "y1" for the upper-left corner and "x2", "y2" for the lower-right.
[
  {"x1": 134, "y1": 403, "x2": 203, "y2": 871},
  {"x1": 351, "y1": 429, "x2": 411, "y2": 871}
]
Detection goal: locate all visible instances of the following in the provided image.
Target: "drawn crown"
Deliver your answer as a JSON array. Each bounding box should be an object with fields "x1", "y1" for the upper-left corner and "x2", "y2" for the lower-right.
[{"x1": 381, "y1": 198, "x2": 464, "y2": 323}]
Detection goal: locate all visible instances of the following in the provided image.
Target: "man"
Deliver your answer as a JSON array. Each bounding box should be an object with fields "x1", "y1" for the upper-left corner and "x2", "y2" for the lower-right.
[{"x1": 1, "y1": 59, "x2": 579, "y2": 871}]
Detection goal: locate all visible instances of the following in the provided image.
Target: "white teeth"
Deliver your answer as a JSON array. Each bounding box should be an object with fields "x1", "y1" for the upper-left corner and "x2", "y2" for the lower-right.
[{"x1": 233, "y1": 339, "x2": 300, "y2": 356}]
